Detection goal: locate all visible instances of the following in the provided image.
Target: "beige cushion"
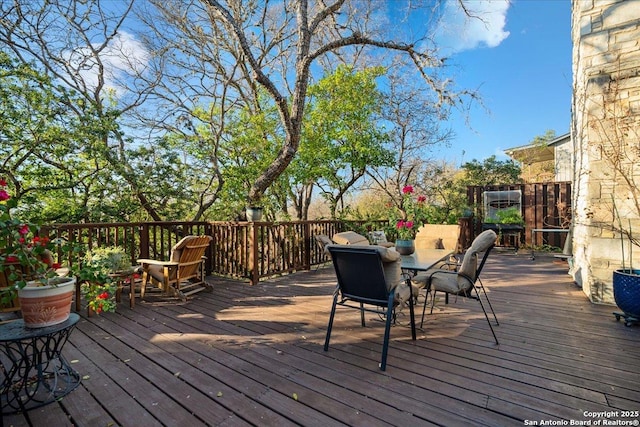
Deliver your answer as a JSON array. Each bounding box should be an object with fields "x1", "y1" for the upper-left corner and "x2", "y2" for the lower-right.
[
  {"x1": 414, "y1": 229, "x2": 497, "y2": 294},
  {"x1": 457, "y1": 230, "x2": 496, "y2": 279},
  {"x1": 428, "y1": 270, "x2": 460, "y2": 294},
  {"x1": 326, "y1": 244, "x2": 399, "y2": 263},
  {"x1": 169, "y1": 236, "x2": 196, "y2": 262},
  {"x1": 416, "y1": 237, "x2": 444, "y2": 250},
  {"x1": 332, "y1": 231, "x2": 370, "y2": 246},
  {"x1": 415, "y1": 224, "x2": 460, "y2": 252}
]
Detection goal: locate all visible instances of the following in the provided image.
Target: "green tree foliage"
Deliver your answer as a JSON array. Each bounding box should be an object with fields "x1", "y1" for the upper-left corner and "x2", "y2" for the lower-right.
[
  {"x1": 0, "y1": 0, "x2": 470, "y2": 224},
  {"x1": 460, "y1": 155, "x2": 522, "y2": 187},
  {"x1": 516, "y1": 129, "x2": 557, "y2": 182},
  {"x1": 218, "y1": 95, "x2": 284, "y2": 219},
  {"x1": 354, "y1": 154, "x2": 522, "y2": 227},
  {"x1": 292, "y1": 66, "x2": 394, "y2": 219},
  {"x1": 146, "y1": 1, "x2": 464, "y2": 207},
  {"x1": 0, "y1": 51, "x2": 118, "y2": 223},
  {"x1": 354, "y1": 161, "x2": 467, "y2": 227},
  {"x1": 0, "y1": 1, "x2": 163, "y2": 223},
  {"x1": 530, "y1": 129, "x2": 557, "y2": 146}
]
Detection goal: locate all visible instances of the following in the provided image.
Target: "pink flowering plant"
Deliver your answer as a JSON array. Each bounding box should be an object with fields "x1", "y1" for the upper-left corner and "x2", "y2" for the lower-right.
[
  {"x1": 1, "y1": 178, "x2": 116, "y2": 314},
  {"x1": 0, "y1": 178, "x2": 64, "y2": 291},
  {"x1": 392, "y1": 185, "x2": 429, "y2": 240}
]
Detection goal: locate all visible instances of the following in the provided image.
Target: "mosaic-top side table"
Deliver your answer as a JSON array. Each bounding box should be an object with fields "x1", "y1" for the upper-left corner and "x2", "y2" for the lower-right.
[{"x1": 0, "y1": 313, "x2": 80, "y2": 424}]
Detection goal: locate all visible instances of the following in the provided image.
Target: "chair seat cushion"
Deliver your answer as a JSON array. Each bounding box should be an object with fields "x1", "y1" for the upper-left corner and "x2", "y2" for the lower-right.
[
  {"x1": 146, "y1": 264, "x2": 174, "y2": 282},
  {"x1": 412, "y1": 269, "x2": 461, "y2": 293},
  {"x1": 430, "y1": 270, "x2": 463, "y2": 293}
]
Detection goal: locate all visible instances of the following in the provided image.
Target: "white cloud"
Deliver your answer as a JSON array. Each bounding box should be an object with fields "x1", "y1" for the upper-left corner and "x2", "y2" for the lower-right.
[
  {"x1": 65, "y1": 31, "x2": 149, "y2": 97},
  {"x1": 102, "y1": 31, "x2": 149, "y2": 76},
  {"x1": 436, "y1": 0, "x2": 511, "y2": 53}
]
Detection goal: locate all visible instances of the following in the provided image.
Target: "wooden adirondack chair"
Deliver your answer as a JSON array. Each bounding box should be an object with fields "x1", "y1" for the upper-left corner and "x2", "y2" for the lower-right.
[{"x1": 137, "y1": 235, "x2": 213, "y2": 301}]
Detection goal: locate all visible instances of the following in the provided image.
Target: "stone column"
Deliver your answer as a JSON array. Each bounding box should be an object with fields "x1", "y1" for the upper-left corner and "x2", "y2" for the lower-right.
[{"x1": 571, "y1": 0, "x2": 640, "y2": 303}]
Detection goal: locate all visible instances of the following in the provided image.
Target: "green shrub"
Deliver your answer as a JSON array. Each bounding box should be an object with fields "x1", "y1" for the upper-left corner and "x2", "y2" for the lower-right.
[
  {"x1": 495, "y1": 207, "x2": 524, "y2": 225},
  {"x1": 85, "y1": 246, "x2": 132, "y2": 274}
]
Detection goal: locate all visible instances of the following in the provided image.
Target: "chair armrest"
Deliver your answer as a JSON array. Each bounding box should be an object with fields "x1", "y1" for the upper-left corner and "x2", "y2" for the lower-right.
[
  {"x1": 440, "y1": 255, "x2": 461, "y2": 271},
  {"x1": 136, "y1": 259, "x2": 179, "y2": 267}
]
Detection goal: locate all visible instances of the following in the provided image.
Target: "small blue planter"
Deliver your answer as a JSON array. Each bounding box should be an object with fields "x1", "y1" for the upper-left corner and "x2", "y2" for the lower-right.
[{"x1": 395, "y1": 239, "x2": 415, "y2": 255}]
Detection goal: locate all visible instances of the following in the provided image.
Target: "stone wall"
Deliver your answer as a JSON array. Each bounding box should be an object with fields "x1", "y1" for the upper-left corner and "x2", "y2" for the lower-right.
[{"x1": 571, "y1": 0, "x2": 640, "y2": 303}]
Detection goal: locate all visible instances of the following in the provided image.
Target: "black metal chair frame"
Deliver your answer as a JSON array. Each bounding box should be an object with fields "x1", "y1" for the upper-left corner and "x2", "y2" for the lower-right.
[
  {"x1": 324, "y1": 246, "x2": 416, "y2": 371},
  {"x1": 420, "y1": 245, "x2": 499, "y2": 344},
  {"x1": 313, "y1": 235, "x2": 331, "y2": 271}
]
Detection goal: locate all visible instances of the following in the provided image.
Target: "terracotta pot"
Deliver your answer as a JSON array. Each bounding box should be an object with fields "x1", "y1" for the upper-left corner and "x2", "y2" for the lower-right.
[{"x1": 18, "y1": 276, "x2": 75, "y2": 328}]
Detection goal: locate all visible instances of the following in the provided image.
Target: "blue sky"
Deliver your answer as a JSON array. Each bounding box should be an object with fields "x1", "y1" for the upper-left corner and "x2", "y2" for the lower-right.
[{"x1": 431, "y1": 0, "x2": 572, "y2": 165}]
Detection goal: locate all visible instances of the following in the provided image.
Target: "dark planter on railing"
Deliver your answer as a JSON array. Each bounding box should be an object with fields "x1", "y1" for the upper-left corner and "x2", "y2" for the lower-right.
[
  {"x1": 246, "y1": 206, "x2": 263, "y2": 222},
  {"x1": 613, "y1": 269, "x2": 640, "y2": 326}
]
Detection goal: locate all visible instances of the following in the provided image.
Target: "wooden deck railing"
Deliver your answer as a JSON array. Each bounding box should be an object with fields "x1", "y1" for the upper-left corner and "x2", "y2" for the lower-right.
[
  {"x1": 41, "y1": 182, "x2": 573, "y2": 287},
  {"x1": 43, "y1": 220, "x2": 373, "y2": 285}
]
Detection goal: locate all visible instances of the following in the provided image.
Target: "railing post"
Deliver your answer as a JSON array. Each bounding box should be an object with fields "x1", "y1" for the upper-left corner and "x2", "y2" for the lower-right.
[
  {"x1": 458, "y1": 217, "x2": 473, "y2": 251},
  {"x1": 248, "y1": 223, "x2": 259, "y2": 285},
  {"x1": 139, "y1": 224, "x2": 150, "y2": 260},
  {"x1": 303, "y1": 221, "x2": 311, "y2": 270},
  {"x1": 205, "y1": 222, "x2": 214, "y2": 275}
]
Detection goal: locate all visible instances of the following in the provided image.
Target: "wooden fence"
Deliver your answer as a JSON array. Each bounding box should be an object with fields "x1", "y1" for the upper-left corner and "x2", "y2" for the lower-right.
[{"x1": 466, "y1": 182, "x2": 572, "y2": 249}]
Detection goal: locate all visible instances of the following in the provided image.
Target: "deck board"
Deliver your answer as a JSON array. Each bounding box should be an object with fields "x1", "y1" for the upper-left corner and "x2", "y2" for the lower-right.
[{"x1": 3, "y1": 251, "x2": 640, "y2": 426}]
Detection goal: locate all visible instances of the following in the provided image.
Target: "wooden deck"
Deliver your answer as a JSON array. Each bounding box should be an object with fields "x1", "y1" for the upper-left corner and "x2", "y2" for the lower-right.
[{"x1": 3, "y1": 250, "x2": 640, "y2": 426}]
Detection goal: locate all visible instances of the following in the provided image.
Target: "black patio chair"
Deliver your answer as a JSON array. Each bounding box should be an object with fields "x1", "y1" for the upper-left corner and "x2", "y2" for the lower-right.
[
  {"x1": 418, "y1": 229, "x2": 500, "y2": 345},
  {"x1": 324, "y1": 245, "x2": 416, "y2": 371}
]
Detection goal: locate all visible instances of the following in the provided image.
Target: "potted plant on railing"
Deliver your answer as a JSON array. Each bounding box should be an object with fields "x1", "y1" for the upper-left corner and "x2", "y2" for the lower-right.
[
  {"x1": 0, "y1": 179, "x2": 76, "y2": 327},
  {"x1": 246, "y1": 196, "x2": 265, "y2": 222}
]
